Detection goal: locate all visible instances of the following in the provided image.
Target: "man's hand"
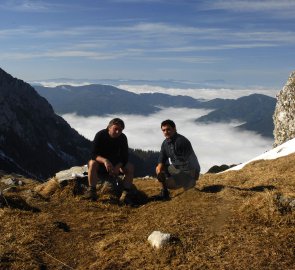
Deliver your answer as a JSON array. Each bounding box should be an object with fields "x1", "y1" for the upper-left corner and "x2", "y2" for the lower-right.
[
  {"x1": 113, "y1": 163, "x2": 123, "y2": 176},
  {"x1": 156, "y1": 163, "x2": 164, "y2": 175},
  {"x1": 104, "y1": 159, "x2": 114, "y2": 174}
]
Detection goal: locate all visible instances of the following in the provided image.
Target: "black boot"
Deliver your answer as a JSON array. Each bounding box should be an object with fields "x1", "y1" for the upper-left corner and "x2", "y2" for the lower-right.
[
  {"x1": 82, "y1": 186, "x2": 98, "y2": 201},
  {"x1": 119, "y1": 188, "x2": 138, "y2": 206},
  {"x1": 155, "y1": 172, "x2": 170, "y2": 201},
  {"x1": 159, "y1": 188, "x2": 170, "y2": 201}
]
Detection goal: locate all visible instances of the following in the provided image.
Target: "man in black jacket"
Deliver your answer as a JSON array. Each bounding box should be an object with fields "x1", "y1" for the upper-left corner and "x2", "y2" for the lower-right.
[
  {"x1": 85, "y1": 118, "x2": 134, "y2": 201},
  {"x1": 156, "y1": 119, "x2": 200, "y2": 200}
]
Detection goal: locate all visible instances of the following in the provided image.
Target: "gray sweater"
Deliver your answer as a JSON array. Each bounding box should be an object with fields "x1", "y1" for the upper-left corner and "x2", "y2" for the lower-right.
[{"x1": 158, "y1": 133, "x2": 200, "y2": 173}]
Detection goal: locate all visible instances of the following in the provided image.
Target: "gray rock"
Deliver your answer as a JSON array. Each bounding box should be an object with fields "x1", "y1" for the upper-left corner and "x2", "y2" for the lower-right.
[
  {"x1": 55, "y1": 165, "x2": 88, "y2": 183},
  {"x1": 0, "y1": 178, "x2": 24, "y2": 186},
  {"x1": 273, "y1": 71, "x2": 295, "y2": 147},
  {"x1": 1, "y1": 178, "x2": 16, "y2": 185},
  {"x1": 274, "y1": 194, "x2": 295, "y2": 213}
]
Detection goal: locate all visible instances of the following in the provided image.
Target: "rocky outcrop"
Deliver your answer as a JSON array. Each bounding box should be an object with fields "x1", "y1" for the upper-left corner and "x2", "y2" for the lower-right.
[
  {"x1": 273, "y1": 71, "x2": 295, "y2": 147},
  {"x1": 0, "y1": 68, "x2": 91, "y2": 180}
]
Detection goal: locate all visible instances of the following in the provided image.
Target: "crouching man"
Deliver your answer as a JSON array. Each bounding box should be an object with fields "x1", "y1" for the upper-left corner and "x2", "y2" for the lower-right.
[
  {"x1": 85, "y1": 118, "x2": 134, "y2": 202},
  {"x1": 155, "y1": 119, "x2": 200, "y2": 200}
]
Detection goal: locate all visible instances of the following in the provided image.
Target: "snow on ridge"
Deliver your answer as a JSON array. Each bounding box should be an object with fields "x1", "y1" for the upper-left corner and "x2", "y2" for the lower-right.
[{"x1": 227, "y1": 137, "x2": 295, "y2": 171}]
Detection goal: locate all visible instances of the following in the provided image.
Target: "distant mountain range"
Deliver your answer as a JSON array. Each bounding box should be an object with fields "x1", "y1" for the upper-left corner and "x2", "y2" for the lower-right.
[
  {"x1": 195, "y1": 94, "x2": 276, "y2": 138},
  {"x1": 35, "y1": 84, "x2": 160, "y2": 116},
  {"x1": 35, "y1": 84, "x2": 276, "y2": 138},
  {"x1": 31, "y1": 78, "x2": 230, "y2": 89}
]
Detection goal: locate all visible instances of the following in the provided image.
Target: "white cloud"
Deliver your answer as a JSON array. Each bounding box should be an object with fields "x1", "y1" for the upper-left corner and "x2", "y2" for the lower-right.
[
  {"x1": 1, "y1": 21, "x2": 295, "y2": 68},
  {"x1": 200, "y1": 0, "x2": 295, "y2": 19},
  {"x1": 2, "y1": 23, "x2": 295, "y2": 48},
  {"x1": 32, "y1": 81, "x2": 92, "y2": 88},
  {"x1": 142, "y1": 56, "x2": 222, "y2": 64},
  {"x1": 0, "y1": 50, "x2": 130, "y2": 61},
  {"x1": 0, "y1": 0, "x2": 56, "y2": 12},
  {"x1": 207, "y1": 0, "x2": 295, "y2": 12},
  {"x1": 117, "y1": 84, "x2": 278, "y2": 99},
  {"x1": 153, "y1": 43, "x2": 278, "y2": 53},
  {"x1": 62, "y1": 107, "x2": 273, "y2": 173}
]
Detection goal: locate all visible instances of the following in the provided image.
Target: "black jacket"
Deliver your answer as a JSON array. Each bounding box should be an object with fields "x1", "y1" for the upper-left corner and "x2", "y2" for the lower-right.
[{"x1": 91, "y1": 129, "x2": 128, "y2": 166}]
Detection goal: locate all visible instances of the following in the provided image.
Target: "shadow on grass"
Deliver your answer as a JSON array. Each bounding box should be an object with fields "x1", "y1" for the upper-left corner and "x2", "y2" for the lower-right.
[
  {"x1": 2, "y1": 195, "x2": 41, "y2": 212},
  {"x1": 200, "y1": 184, "x2": 276, "y2": 193}
]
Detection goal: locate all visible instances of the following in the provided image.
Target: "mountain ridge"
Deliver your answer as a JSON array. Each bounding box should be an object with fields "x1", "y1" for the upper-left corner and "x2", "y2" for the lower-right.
[
  {"x1": 35, "y1": 84, "x2": 276, "y2": 138},
  {"x1": 195, "y1": 93, "x2": 276, "y2": 137},
  {"x1": 0, "y1": 68, "x2": 91, "y2": 179}
]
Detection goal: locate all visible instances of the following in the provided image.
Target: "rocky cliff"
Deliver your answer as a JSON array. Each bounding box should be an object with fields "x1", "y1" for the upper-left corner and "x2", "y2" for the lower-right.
[
  {"x1": 273, "y1": 71, "x2": 295, "y2": 147},
  {"x1": 0, "y1": 68, "x2": 91, "y2": 180}
]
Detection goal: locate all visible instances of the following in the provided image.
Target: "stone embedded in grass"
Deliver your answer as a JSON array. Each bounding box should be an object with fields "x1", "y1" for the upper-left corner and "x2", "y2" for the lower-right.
[
  {"x1": 1, "y1": 178, "x2": 17, "y2": 185},
  {"x1": 274, "y1": 194, "x2": 295, "y2": 213},
  {"x1": 148, "y1": 231, "x2": 171, "y2": 249}
]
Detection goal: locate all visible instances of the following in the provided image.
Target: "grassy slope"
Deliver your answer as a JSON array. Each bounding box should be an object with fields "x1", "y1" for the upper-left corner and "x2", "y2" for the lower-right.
[{"x1": 1, "y1": 153, "x2": 295, "y2": 269}]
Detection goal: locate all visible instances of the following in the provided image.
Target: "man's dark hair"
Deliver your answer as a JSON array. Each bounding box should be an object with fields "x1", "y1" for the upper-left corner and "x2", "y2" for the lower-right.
[
  {"x1": 161, "y1": 119, "x2": 176, "y2": 129},
  {"x1": 107, "y1": 118, "x2": 125, "y2": 129}
]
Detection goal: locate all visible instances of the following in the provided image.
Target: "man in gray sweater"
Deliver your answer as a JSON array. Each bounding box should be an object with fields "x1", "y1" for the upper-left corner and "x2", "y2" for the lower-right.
[{"x1": 156, "y1": 119, "x2": 200, "y2": 200}]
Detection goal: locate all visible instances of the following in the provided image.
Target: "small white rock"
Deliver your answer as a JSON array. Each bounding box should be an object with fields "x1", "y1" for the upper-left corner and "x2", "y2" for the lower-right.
[
  {"x1": 72, "y1": 173, "x2": 86, "y2": 178},
  {"x1": 148, "y1": 231, "x2": 171, "y2": 249}
]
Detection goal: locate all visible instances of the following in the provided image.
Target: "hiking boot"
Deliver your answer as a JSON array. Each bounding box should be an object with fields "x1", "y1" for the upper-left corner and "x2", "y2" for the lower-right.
[
  {"x1": 160, "y1": 188, "x2": 170, "y2": 200},
  {"x1": 152, "y1": 188, "x2": 170, "y2": 201},
  {"x1": 82, "y1": 187, "x2": 98, "y2": 201},
  {"x1": 119, "y1": 189, "x2": 138, "y2": 207},
  {"x1": 119, "y1": 190, "x2": 128, "y2": 203}
]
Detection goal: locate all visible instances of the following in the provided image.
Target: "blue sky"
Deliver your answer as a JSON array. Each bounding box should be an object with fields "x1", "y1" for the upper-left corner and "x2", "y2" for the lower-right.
[{"x1": 1, "y1": 0, "x2": 295, "y2": 87}]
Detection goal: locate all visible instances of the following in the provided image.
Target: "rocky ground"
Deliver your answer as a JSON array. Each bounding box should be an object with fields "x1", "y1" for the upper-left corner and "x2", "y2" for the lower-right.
[{"x1": 1, "y1": 153, "x2": 295, "y2": 270}]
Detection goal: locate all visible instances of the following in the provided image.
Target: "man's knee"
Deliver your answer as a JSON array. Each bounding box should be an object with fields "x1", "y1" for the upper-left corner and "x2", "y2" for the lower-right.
[
  {"x1": 123, "y1": 162, "x2": 134, "y2": 176},
  {"x1": 88, "y1": 159, "x2": 99, "y2": 171},
  {"x1": 165, "y1": 176, "x2": 179, "y2": 190}
]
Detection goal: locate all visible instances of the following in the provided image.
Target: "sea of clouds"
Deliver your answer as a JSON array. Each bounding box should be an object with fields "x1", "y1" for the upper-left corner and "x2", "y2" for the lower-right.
[
  {"x1": 62, "y1": 84, "x2": 275, "y2": 173},
  {"x1": 32, "y1": 81, "x2": 277, "y2": 172}
]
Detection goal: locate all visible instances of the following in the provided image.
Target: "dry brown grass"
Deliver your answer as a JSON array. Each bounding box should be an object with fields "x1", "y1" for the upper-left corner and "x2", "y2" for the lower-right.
[{"x1": 1, "y1": 154, "x2": 295, "y2": 269}]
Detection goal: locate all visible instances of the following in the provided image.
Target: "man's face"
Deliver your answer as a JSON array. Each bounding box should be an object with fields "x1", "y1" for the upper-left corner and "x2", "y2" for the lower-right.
[
  {"x1": 161, "y1": 124, "x2": 176, "y2": 139},
  {"x1": 108, "y1": 124, "x2": 123, "y2": 138}
]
